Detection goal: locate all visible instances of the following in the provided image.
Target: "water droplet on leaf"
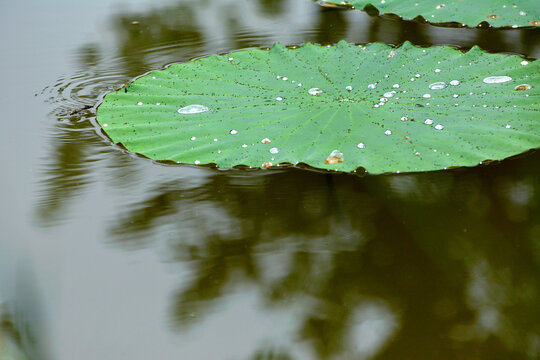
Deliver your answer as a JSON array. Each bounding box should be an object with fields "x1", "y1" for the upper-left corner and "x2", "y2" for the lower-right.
[
  {"x1": 429, "y1": 82, "x2": 447, "y2": 90},
  {"x1": 325, "y1": 150, "x2": 344, "y2": 164},
  {"x1": 178, "y1": 104, "x2": 209, "y2": 114},
  {"x1": 483, "y1": 76, "x2": 512, "y2": 84},
  {"x1": 308, "y1": 88, "x2": 323, "y2": 95},
  {"x1": 514, "y1": 84, "x2": 532, "y2": 91}
]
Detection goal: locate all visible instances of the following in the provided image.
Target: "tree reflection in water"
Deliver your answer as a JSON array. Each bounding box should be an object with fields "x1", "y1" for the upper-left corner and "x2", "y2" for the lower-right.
[
  {"x1": 111, "y1": 153, "x2": 540, "y2": 359},
  {"x1": 32, "y1": 0, "x2": 540, "y2": 358}
]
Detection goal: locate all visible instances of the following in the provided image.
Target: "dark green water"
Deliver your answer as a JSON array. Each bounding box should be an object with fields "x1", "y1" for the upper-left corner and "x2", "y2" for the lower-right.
[{"x1": 1, "y1": 1, "x2": 539, "y2": 359}]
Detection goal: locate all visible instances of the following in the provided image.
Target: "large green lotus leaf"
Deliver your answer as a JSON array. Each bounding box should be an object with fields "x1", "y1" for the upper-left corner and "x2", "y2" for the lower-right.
[
  {"x1": 322, "y1": 0, "x2": 539, "y2": 28},
  {"x1": 97, "y1": 41, "x2": 539, "y2": 174}
]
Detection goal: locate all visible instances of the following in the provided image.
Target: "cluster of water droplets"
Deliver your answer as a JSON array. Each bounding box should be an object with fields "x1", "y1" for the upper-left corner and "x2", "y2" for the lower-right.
[{"x1": 123, "y1": 51, "x2": 535, "y2": 168}]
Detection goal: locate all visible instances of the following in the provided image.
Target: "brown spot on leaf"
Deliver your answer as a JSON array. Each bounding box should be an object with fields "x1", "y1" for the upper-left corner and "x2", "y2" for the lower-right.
[{"x1": 515, "y1": 84, "x2": 532, "y2": 91}]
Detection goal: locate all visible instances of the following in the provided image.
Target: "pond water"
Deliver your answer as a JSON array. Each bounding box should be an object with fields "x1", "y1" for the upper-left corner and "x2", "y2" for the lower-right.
[{"x1": 1, "y1": 1, "x2": 539, "y2": 359}]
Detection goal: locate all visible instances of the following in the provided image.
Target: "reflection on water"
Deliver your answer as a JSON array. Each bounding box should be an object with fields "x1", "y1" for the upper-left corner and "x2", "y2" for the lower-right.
[
  {"x1": 107, "y1": 160, "x2": 540, "y2": 358},
  {"x1": 17, "y1": 0, "x2": 540, "y2": 358}
]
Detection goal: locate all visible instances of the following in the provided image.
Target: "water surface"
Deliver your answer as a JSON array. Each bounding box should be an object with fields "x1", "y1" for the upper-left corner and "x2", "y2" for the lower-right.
[{"x1": 1, "y1": 1, "x2": 539, "y2": 359}]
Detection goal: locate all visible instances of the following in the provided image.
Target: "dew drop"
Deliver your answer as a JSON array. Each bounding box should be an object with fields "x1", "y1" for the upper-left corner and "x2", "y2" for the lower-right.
[
  {"x1": 346, "y1": 85, "x2": 353, "y2": 91},
  {"x1": 514, "y1": 84, "x2": 532, "y2": 91},
  {"x1": 401, "y1": 116, "x2": 408, "y2": 121},
  {"x1": 434, "y1": 124, "x2": 444, "y2": 130},
  {"x1": 434, "y1": 69, "x2": 441, "y2": 73},
  {"x1": 392, "y1": 84, "x2": 400, "y2": 89},
  {"x1": 276, "y1": 97, "x2": 283, "y2": 101},
  {"x1": 449, "y1": 80, "x2": 460, "y2": 86},
  {"x1": 519, "y1": 11, "x2": 526, "y2": 16},
  {"x1": 357, "y1": 143, "x2": 365, "y2": 149},
  {"x1": 453, "y1": 94, "x2": 459, "y2": 98},
  {"x1": 230, "y1": 129, "x2": 238, "y2": 135},
  {"x1": 269, "y1": 147, "x2": 279, "y2": 154},
  {"x1": 282, "y1": 77, "x2": 288, "y2": 81},
  {"x1": 436, "y1": 4, "x2": 445, "y2": 9},
  {"x1": 415, "y1": 74, "x2": 421, "y2": 78},
  {"x1": 521, "y1": 60, "x2": 529, "y2": 66},
  {"x1": 156, "y1": 103, "x2": 161, "y2": 106},
  {"x1": 228, "y1": 57, "x2": 233, "y2": 61},
  {"x1": 103, "y1": 123, "x2": 108, "y2": 127},
  {"x1": 137, "y1": 102, "x2": 143, "y2": 106},
  {"x1": 424, "y1": 119, "x2": 434, "y2": 125},
  {"x1": 298, "y1": 83, "x2": 302, "y2": 87},
  {"x1": 325, "y1": 150, "x2": 344, "y2": 164},
  {"x1": 368, "y1": 83, "x2": 377, "y2": 89},
  {"x1": 261, "y1": 138, "x2": 271, "y2": 144},
  {"x1": 308, "y1": 88, "x2": 323, "y2": 95},
  {"x1": 242, "y1": 144, "x2": 247, "y2": 148},
  {"x1": 384, "y1": 130, "x2": 392, "y2": 135},
  {"x1": 483, "y1": 76, "x2": 512, "y2": 84},
  {"x1": 194, "y1": 160, "x2": 200, "y2": 165},
  {"x1": 190, "y1": 136, "x2": 196, "y2": 141},
  {"x1": 429, "y1": 82, "x2": 447, "y2": 90},
  {"x1": 214, "y1": 138, "x2": 218, "y2": 142},
  {"x1": 383, "y1": 92, "x2": 394, "y2": 98},
  {"x1": 423, "y1": 94, "x2": 432, "y2": 99},
  {"x1": 152, "y1": 76, "x2": 156, "y2": 80},
  {"x1": 178, "y1": 104, "x2": 209, "y2": 114}
]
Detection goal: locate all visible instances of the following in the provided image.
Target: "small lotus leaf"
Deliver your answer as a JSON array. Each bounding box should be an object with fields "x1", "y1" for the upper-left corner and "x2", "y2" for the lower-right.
[{"x1": 321, "y1": 0, "x2": 539, "y2": 28}]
